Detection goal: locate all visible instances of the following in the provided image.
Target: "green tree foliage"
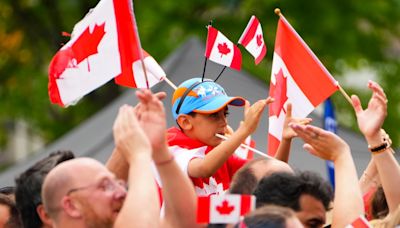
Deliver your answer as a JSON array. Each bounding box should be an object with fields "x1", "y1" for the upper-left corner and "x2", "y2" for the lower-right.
[{"x1": 1, "y1": 0, "x2": 400, "y2": 149}]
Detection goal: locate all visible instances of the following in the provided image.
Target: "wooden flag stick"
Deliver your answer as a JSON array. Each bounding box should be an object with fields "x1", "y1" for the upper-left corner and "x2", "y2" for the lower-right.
[
  {"x1": 338, "y1": 84, "x2": 353, "y2": 105},
  {"x1": 215, "y1": 134, "x2": 272, "y2": 159},
  {"x1": 132, "y1": 5, "x2": 150, "y2": 89},
  {"x1": 274, "y1": 8, "x2": 283, "y2": 17},
  {"x1": 163, "y1": 76, "x2": 177, "y2": 90}
]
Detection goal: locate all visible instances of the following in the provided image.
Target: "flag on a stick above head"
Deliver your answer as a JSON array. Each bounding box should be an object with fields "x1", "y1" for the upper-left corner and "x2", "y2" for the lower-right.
[
  {"x1": 197, "y1": 194, "x2": 255, "y2": 224},
  {"x1": 238, "y1": 15, "x2": 267, "y2": 65},
  {"x1": 205, "y1": 26, "x2": 242, "y2": 70},
  {"x1": 48, "y1": 0, "x2": 165, "y2": 107},
  {"x1": 267, "y1": 13, "x2": 339, "y2": 156}
]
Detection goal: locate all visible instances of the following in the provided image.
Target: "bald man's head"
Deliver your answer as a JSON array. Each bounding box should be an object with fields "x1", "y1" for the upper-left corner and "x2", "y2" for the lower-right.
[
  {"x1": 42, "y1": 158, "x2": 109, "y2": 220},
  {"x1": 229, "y1": 158, "x2": 293, "y2": 194},
  {"x1": 42, "y1": 158, "x2": 126, "y2": 228}
]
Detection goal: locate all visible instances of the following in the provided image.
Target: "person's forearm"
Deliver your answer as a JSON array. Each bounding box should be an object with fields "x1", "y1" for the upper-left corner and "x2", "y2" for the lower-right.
[
  {"x1": 332, "y1": 151, "x2": 364, "y2": 227},
  {"x1": 189, "y1": 127, "x2": 249, "y2": 178},
  {"x1": 359, "y1": 159, "x2": 379, "y2": 194},
  {"x1": 372, "y1": 149, "x2": 400, "y2": 214},
  {"x1": 274, "y1": 138, "x2": 292, "y2": 163},
  {"x1": 365, "y1": 132, "x2": 400, "y2": 214},
  {"x1": 105, "y1": 148, "x2": 129, "y2": 181},
  {"x1": 156, "y1": 146, "x2": 199, "y2": 228},
  {"x1": 115, "y1": 153, "x2": 159, "y2": 227}
]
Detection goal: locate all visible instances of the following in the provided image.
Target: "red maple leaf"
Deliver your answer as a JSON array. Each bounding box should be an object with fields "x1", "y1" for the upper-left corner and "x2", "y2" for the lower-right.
[
  {"x1": 217, "y1": 42, "x2": 231, "y2": 57},
  {"x1": 71, "y1": 23, "x2": 106, "y2": 64},
  {"x1": 256, "y1": 34, "x2": 263, "y2": 46},
  {"x1": 269, "y1": 69, "x2": 288, "y2": 117},
  {"x1": 216, "y1": 200, "x2": 235, "y2": 215}
]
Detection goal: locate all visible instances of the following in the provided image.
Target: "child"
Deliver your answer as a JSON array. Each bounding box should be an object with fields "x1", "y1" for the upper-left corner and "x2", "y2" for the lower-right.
[{"x1": 167, "y1": 77, "x2": 272, "y2": 195}]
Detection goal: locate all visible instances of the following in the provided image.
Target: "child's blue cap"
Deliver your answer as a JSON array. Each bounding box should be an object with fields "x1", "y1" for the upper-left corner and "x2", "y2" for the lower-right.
[{"x1": 171, "y1": 78, "x2": 245, "y2": 120}]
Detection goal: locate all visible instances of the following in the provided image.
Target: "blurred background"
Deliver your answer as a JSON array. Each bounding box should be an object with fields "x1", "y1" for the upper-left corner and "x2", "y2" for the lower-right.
[{"x1": 1, "y1": 0, "x2": 400, "y2": 171}]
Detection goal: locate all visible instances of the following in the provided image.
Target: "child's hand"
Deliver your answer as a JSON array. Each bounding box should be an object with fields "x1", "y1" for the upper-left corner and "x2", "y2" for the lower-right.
[
  {"x1": 290, "y1": 123, "x2": 350, "y2": 162},
  {"x1": 239, "y1": 97, "x2": 274, "y2": 135},
  {"x1": 282, "y1": 103, "x2": 312, "y2": 140}
]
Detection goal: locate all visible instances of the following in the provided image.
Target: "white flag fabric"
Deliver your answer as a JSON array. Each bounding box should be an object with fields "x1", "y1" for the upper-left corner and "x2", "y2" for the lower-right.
[
  {"x1": 238, "y1": 15, "x2": 267, "y2": 64},
  {"x1": 48, "y1": 0, "x2": 164, "y2": 107},
  {"x1": 205, "y1": 26, "x2": 242, "y2": 70}
]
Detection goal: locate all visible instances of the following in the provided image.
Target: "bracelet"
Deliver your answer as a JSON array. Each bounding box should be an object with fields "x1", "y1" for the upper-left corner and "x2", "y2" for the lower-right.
[
  {"x1": 368, "y1": 131, "x2": 392, "y2": 154},
  {"x1": 155, "y1": 155, "x2": 174, "y2": 166}
]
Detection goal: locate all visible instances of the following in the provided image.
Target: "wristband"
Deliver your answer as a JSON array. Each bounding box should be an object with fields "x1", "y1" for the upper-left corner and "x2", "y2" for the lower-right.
[{"x1": 368, "y1": 133, "x2": 392, "y2": 154}]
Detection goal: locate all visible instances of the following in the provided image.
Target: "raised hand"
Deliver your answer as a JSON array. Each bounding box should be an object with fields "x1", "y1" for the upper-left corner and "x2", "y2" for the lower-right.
[
  {"x1": 281, "y1": 103, "x2": 312, "y2": 140},
  {"x1": 113, "y1": 105, "x2": 151, "y2": 163},
  {"x1": 290, "y1": 123, "x2": 350, "y2": 162},
  {"x1": 351, "y1": 80, "x2": 387, "y2": 139},
  {"x1": 239, "y1": 97, "x2": 274, "y2": 135},
  {"x1": 135, "y1": 89, "x2": 167, "y2": 153}
]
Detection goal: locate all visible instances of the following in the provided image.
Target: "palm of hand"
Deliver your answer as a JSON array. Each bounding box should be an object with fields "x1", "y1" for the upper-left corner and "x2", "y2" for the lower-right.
[
  {"x1": 356, "y1": 101, "x2": 386, "y2": 137},
  {"x1": 139, "y1": 111, "x2": 166, "y2": 150}
]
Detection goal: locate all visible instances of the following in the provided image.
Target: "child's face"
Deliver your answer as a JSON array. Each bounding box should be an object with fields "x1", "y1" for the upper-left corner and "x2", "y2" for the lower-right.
[{"x1": 190, "y1": 107, "x2": 229, "y2": 147}]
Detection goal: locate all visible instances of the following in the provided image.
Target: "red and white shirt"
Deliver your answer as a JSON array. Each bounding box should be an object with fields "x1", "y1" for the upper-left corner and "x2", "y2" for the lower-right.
[{"x1": 165, "y1": 127, "x2": 248, "y2": 196}]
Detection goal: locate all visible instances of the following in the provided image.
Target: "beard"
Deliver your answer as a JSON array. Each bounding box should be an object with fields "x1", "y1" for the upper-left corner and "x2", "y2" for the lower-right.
[{"x1": 80, "y1": 200, "x2": 115, "y2": 228}]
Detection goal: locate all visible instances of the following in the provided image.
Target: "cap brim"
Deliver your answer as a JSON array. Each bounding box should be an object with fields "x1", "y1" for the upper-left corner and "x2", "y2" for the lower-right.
[{"x1": 194, "y1": 96, "x2": 245, "y2": 114}]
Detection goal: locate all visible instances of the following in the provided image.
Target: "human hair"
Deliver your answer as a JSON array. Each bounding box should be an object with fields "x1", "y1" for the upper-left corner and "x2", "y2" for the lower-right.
[
  {"x1": 254, "y1": 171, "x2": 333, "y2": 211},
  {"x1": 15, "y1": 150, "x2": 75, "y2": 228},
  {"x1": 370, "y1": 186, "x2": 389, "y2": 219},
  {"x1": 0, "y1": 186, "x2": 15, "y2": 196},
  {"x1": 0, "y1": 194, "x2": 22, "y2": 228},
  {"x1": 240, "y1": 205, "x2": 297, "y2": 228},
  {"x1": 229, "y1": 159, "x2": 263, "y2": 194}
]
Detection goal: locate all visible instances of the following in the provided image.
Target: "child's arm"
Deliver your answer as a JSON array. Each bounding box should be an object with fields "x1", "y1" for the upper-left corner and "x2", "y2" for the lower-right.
[
  {"x1": 274, "y1": 103, "x2": 312, "y2": 162},
  {"x1": 188, "y1": 97, "x2": 273, "y2": 178}
]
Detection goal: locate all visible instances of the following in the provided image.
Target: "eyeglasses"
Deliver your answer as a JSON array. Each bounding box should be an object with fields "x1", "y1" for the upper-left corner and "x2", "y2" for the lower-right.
[{"x1": 66, "y1": 178, "x2": 127, "y2": 196}]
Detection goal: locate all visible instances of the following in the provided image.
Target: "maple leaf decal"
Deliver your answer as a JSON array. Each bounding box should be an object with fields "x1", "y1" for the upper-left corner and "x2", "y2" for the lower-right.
[
  {"x1": 256, "y1": 34, "x2": 263, "y2": 47},
  {"x1": 216, "y1": 200, "x2": 235, "y2": 215},
  {"x1": 269, "y1": 69, "x2": 288, "y2": 117},
  {"x1": 217, "y1": 42, "x2": 231, "y2": 58},
  {"x1": 71, "y1": 23, "x2": 106, "y2": 64}
]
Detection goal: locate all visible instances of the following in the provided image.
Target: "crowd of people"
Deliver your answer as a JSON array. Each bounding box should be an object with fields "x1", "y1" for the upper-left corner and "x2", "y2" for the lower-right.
[{"x1": 0, "y1": 78, "x2": 399, "y2": 228}]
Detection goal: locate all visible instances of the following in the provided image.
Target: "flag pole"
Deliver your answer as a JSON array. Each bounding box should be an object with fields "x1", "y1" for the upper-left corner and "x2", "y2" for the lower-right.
[
  {"x1": 274, "y1": 8, "x2": 282, "y2": 17},
  {"x1": 163, "y1": 76, "x2": 177, "y2": 90},
  {"x1": 202, "y1": 21, "x2": 213, "y2": 82},
  {"x1": 338, "y1": 84, "x2": 353, "y2": 105},
  {"x1": 214, "y1": 66, "x2": 226, "y2": 82},
  {"x1": 216, "y1": 134, "x2": 272, "y2": 159},
  {"x1": 132, "y1": 5, "x2": 150, "y2": 89}
]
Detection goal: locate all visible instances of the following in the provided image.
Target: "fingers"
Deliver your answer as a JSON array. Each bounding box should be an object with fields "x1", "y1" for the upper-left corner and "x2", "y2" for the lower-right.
[
  {"x1": 286, "y1": 103, "x2": 292, "y2": 118},
  {"x1": 265, "y1": 96, "x2": 274, "y2": 104},
  {"x1": 351, "y1": 94, "x2": 363, "y2": 114},
  {"x1": 154, "y1": 91, "x2": 167, "y2": 100},
  {"x1": 243, "y1": 99, "x2": 250, "y2": 117}
]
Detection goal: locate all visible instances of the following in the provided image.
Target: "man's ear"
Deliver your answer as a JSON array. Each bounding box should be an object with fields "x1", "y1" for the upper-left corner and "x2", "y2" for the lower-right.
[
  {"x1": 61, "y1": 196, "x2": 82, "y2": 218},
  {"x1": 36, "y1": 204, "x2": 53, "y2": 227},
  {"x1": 177, "y1": 114, "x2": 193, "y2": 131}
]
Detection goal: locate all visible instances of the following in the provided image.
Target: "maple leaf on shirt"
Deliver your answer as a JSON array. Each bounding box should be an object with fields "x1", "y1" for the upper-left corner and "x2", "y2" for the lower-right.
[
  {"x1": 256, "y1": 34, "x2": 263, "y2": 47},
  {"x1": 269, "y1": 68, "x2": 288, "y2": 117},
  {"x1": 218, "y1": 42, "x2": 231, "y2": 57},
  {"x1": 216, "y1": 200, "x2": 235, "y2": 215}
]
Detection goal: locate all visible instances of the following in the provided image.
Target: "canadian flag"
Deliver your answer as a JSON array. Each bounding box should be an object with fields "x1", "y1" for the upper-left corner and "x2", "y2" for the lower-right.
[
  {"x1": 234, "y1": 136, "x2": 255, "y2": 160},
  {"x1": 267, "y1": 15, "x2": 338, "y2": 156},
  {"x1": 197, "y1": 194, "x2": 255, "y2": 224},
  {"x1": 205, "y1": 26, "x2": 242, "y2": 70},
  {"x1": 345, "y1": 215, "x2": 371, "y2": 228},
  {"x1": 48, "y1": 0, "x2": 164, "y2": 107},
  {"x1": 238, "y1": 15, "x2": 267, "y2": 65}
]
